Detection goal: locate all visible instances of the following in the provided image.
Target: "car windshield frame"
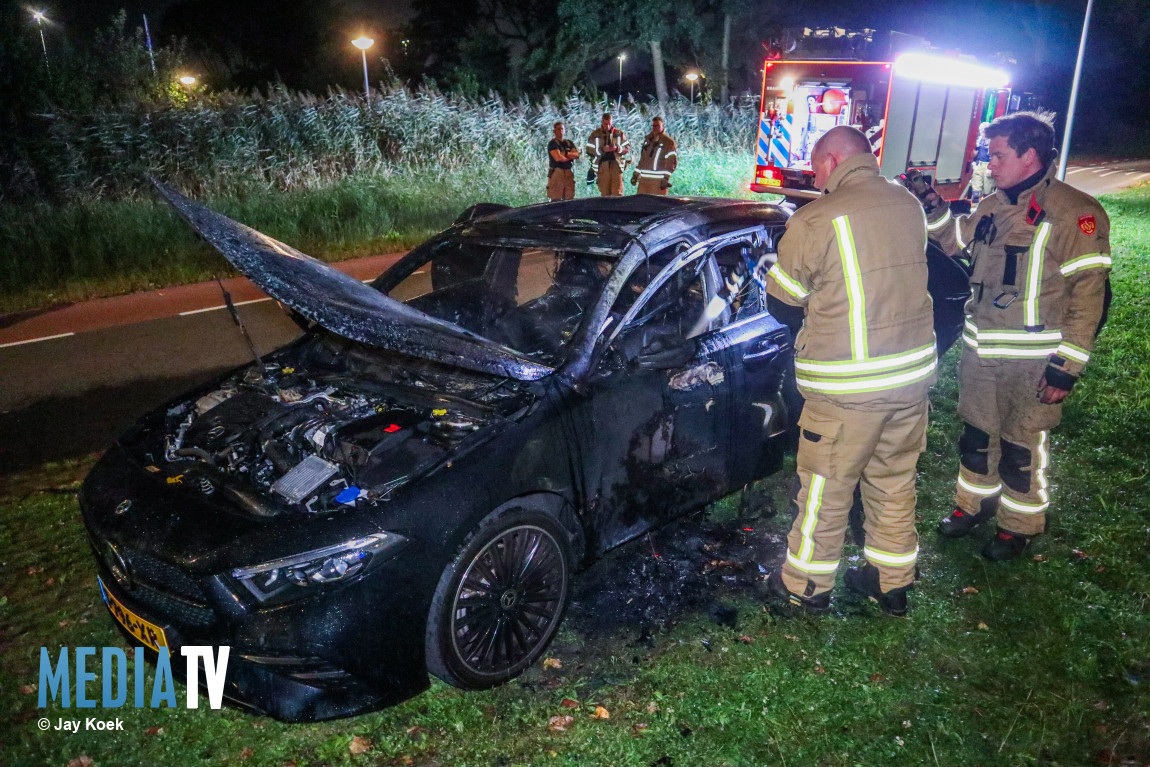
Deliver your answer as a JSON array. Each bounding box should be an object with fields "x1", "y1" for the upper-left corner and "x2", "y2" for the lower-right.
[{"x1": 373, "y1": 235, "x2": 623, "y2": 370}]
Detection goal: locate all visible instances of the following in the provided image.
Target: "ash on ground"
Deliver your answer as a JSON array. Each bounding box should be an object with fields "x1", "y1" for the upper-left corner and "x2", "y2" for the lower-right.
[{"x1": 567, "y1": 482, "x2": 787, "y2": 641}]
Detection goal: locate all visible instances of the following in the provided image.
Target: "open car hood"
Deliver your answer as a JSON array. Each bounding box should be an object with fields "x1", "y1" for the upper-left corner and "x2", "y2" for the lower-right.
[{"x1": 156, "y1": 183, "x2": 553, "y2": 382}]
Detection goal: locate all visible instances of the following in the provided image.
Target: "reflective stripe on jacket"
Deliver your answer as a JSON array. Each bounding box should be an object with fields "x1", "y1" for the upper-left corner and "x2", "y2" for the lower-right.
[
  {"x1": 636, "y1": 133, "x2": 677, "y2": 179},
  {"x1": 586, "y1": 128, "x2": 629, "y2": 167},
  {"x1": 766, "y1": 153, "x2": 936, "y2": 408},
  {"x1": 926, "y1": 160, "x2": 1110, "y2": 378}
]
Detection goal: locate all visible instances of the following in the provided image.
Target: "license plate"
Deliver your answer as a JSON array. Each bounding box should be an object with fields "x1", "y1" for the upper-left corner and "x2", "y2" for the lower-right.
[{"x1": 98, "y1": 576, "x2": 168, "y2": 651}]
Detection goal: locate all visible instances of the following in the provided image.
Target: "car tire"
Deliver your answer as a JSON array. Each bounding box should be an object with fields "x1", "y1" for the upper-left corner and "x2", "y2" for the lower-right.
[{"x1": 425, "y1": 507, "x2": 572, "y2": 689}]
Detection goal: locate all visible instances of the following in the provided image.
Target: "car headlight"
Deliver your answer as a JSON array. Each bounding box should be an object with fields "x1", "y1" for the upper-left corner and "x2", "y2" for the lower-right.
[{"x1": 230, "y1": 532, "x2": 405, "y2": 605}]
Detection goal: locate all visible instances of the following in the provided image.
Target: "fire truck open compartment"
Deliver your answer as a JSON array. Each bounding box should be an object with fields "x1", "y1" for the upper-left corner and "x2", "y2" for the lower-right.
[{"x1": 751, "y1": 53, "x2": 1010, "y2": 201}]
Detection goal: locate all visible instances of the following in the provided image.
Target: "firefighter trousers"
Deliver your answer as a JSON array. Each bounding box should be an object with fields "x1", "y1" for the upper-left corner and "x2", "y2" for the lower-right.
[
  {"x1": 954, "y1": 352, "x2": 1062, "y2": 536},
  {"x1": 781, "y1": 398, "x2": 928, "y2": 597},
  {"x1": 597, "y1": 161, "x2": 623, "y2": 197},
  {"x1": 636, "y1": 176, "x2": 669, "y2": 195},
  {"x1": 547, "y1": 168, "x2": 575, "y2": 201}
]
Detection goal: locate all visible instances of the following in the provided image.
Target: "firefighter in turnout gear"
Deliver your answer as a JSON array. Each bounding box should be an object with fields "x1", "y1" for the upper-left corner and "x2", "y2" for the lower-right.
[
  {"x1": 633, "y1": 116, "x2": 677, "y2": 195},
  {"x1": 763, "y1": 126, "x2": 937, "y2": 616},
  {"x1": 586, "y1": 113, "x2": 630, "y2": 197},
  {"x1": 914, "y1": 111, "x2": 1111, "y2": 561}
]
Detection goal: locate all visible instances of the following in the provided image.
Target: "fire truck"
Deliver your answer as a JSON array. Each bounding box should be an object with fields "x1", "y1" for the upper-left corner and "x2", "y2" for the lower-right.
[{"x1": 750, "y1": 38, "x2": 1013, "y2": 202}]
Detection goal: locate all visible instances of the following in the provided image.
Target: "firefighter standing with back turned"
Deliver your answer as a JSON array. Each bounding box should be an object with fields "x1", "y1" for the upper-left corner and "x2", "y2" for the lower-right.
[
  {"x1": 586, "y1": 113, "x2": 630, "y2": 197},
  {"x1": 911, "y1": 111, "x2": 1111, "y2": 560},
  {"x1": 632, "y1": 116, "x2": 677, "y2": 195},
  {"x1": 763, "y1": 126, "x2": 937, "y2": 617}
]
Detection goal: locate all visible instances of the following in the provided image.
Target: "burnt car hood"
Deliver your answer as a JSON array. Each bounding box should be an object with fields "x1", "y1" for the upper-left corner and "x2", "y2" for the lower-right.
[{"x1": 156, "y1": 183, "x2": 552, "y2": 382}]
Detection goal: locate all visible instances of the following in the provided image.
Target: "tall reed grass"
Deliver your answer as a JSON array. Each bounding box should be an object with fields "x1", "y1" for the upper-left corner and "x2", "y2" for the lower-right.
[{"x1": 1, "y1": 87, "x2": 761, "y2": 311}]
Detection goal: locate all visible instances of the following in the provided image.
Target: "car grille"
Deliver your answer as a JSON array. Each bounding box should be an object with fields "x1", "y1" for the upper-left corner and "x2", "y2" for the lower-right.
[
  {"x1": 125, "y1": 550, "x2": 208, "y2": 603},
  {"x1": 91, "y1": 534, "x2": 217, "y2": 629},
  {"x1": 126, "y1": 581, "x2": 217, "y2": 628},
  {"x1": 237, "y1": 654, "x2": 354, "y2": 688}
]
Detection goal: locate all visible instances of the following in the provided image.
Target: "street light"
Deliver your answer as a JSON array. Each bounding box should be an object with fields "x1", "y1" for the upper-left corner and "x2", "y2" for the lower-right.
[
  {"x1": 685, "y1": 71, "x2": 699, "y2": 103},
  {"x1": 179, "y1": 75, "x2": 197, "y2": 86},
  {"x1": 352, "y1": 36, "x2": 374, "y2": 98},
  {"x1": 617, "y1": 53, "x2": 626, "y2": 95},
  {"x1": 30, "y1": 9, "x2": 49, "y2": 73}
]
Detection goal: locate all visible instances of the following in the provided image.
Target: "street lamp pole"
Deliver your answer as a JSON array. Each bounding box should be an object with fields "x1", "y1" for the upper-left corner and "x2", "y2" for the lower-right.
[
  {"x1": 1057, "y1": 0, "x2": 1094, "y2": 180},
  {"x1": 32, "y1": 10, "x2": 49, "y2": 73},
  {"x1": 685, "y1": 72, "x2": 699, "y2": 103},
  {"x1": 352, "y1": 36, "x2": 375, "y2": 98},
  {"x1": 617, "y1": 54, "x2": 625, "y2": 94}
]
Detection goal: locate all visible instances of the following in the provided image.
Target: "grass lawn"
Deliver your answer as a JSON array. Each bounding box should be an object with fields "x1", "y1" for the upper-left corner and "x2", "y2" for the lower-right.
[{"x1": 1, "y1": 186, "x2": 1147, "y2": 767}]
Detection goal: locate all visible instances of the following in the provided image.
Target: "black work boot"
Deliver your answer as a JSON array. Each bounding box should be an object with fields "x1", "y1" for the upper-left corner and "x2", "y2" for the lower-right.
[
  {"x1": 764, "y1": 570, "x2": 831, "y2": 615},
  {"x1": 937, "y1": 497, "x2": 997, "y2": 538},
  {"x1": 981, "y1": 529, "x2": 1031, "y2": 561},
  {"x1": 844, "y1": 564, "x2": 911, "y2": 617}
]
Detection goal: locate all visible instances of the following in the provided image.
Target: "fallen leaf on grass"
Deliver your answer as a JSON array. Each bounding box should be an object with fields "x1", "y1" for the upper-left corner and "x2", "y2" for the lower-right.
[
  {"x1": 395, "y1": 756, "x2": 415, "y2": 766},
  {"x1": 548, "y1": 715, "x2": 575, "y2": 732},
  {"x1": 961, "y1": 586, "x2": 979, "y2": 595},
  {"x1": 869, "y1": 673, "x2": 886, "y2": 684},
  {"x1": 1092, "y1": 700, "x2": 1110, "y2": 710},
  {"x1": 348, "y1": 736, "x2": 372, "y2": 755},
  {"x1": 977, "y1": 621, "x2": 989, "y2": 630},
  {"x1": 631, "y1": 723, "x2": 649, "y2": 736},
  {"x1": 1032, "y1": 554, "x2": 1048, "y2": 562},
  {"x1": 26, "y1": 566, "x2": 43, "y2": 576},
  {"x1": 1072, "y1": 548, "x2": 1089, "y2": 559},
  {"x1": 813, "y1": 666, "x2": 825, "y2": 674},
  {"x1": 542, "y1": 657, "x2": 562, "y2": 670},
  {"x1": 646, "y1": 702, "x2": 659, "y2": 714},
  {"x1": 737, "y1": 634, "x2": 754, "y2": 643},
  {"x1": 1094, "y1": 723, "x2": 1109, "y2": 734},
  {"x1": 67, "y1": 758, "x2": 94, "y2": 767},
  {"x1": 783, "y1": 635, "x2": 799, "y2": 641},
  {"x1": 591, "y1": 706, "x2": 610, "y2": 719},
  {"x1": 239, "y1": 747, "x2": 254, "y2": 760},
  {"x1": 19, "y1": 684, "x2": 36, "y2": 695},
  {"x1": 45, "y1": 578, "x2": 55, "y2": 586},
  {"x1": 405, "y1": 726, "x2": 427, "y2": 740},
  {"x1": 560, "y1": 698, "x2": 580, "y2": 709},
  {"x1": 58, "y1": 620, "x2": 70, "y2": 628},
  {"x1": 1095, "y1": 565, "x2": 1107, "y2": 573},
  {"x1": 145, "y1": 726, "x2": 163, "y2": 736}
]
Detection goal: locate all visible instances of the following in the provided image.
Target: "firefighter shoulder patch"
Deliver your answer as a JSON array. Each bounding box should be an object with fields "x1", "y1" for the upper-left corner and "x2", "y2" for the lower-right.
[{"x1": 1078, "y1": 215, "x2": 1097, "y2": 235}]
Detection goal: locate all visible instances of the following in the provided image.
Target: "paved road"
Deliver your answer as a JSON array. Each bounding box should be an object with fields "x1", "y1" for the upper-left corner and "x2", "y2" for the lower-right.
[{"x1": 1062, "y1": 161, "x2": 1150, "y2": 198}]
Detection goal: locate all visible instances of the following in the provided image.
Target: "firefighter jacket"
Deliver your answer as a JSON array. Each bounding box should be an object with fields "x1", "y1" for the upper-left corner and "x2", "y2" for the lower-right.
[
  {"x1": 765, "y1": 152, "x2": 936, "y2": 409},
  {"x1": 636, "y1": 132, "x2": 677, "y2": 182},
  {"x1": 586, "y1": 127, "x2": 629, "y2": 167},
  {"x1": 925, "y1": 159, "x2": 1111, "y2": 387}
]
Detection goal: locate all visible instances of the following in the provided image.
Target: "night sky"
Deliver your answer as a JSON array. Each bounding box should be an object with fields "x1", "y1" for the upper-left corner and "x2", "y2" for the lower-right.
[{"x1": 26, "y1": 0, "x2": 1148, "y2": 147}]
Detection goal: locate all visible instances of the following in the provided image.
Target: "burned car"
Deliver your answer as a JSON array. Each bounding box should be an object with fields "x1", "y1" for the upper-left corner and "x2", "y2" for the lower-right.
[{"x1": 81, "y1": 189, "x2": 968, "y2": 721}]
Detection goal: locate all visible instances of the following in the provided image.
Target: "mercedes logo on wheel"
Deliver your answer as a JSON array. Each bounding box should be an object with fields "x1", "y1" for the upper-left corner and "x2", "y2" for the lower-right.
[{"x1": 114, "y1": 499, "x2": 133, "y2": 516}]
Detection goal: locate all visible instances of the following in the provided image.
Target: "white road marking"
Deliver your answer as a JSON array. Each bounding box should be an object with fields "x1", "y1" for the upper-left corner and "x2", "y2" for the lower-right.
[
  {"x1": 0, "y1": 332, "x2": 76, "y2": 348},
  {"x1": 1066, "y1": 167, "x2": 1087, "y2": 175},
  {"x1": 1135, "y1": 173, "x2": 1150, "y2": 181},
  {"x1": 1098, "y1": 170, "x2": 1120, "y2": 177},
  {"x1": 178, "y1": 297, "x2": 273, "y2": 316}
]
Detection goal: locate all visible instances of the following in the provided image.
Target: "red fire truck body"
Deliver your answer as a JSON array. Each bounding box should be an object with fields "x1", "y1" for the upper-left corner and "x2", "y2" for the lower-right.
[{"x1": 750, "y1": 53, "x2": 1011, "y2": 201}]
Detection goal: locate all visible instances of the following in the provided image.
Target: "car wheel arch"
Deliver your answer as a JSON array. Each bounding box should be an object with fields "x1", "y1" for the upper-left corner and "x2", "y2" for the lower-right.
[{"x1": 475, "y1": 491, "x2": 586, "y2": 565}]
